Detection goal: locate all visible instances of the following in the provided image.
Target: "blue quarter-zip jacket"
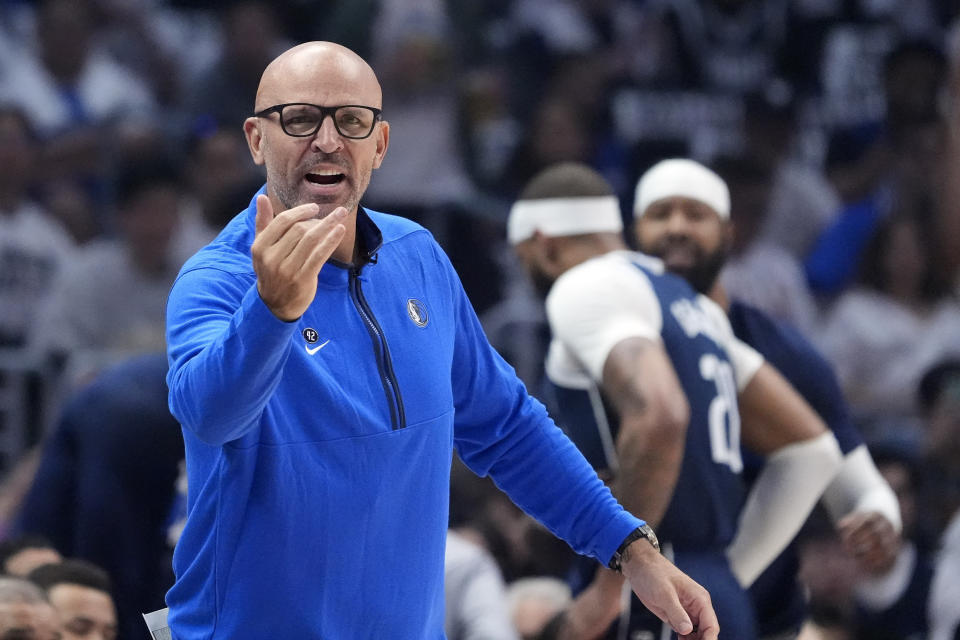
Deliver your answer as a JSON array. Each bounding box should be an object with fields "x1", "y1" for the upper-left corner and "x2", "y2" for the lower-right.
[{"x1": 164, "y1": 189, "x2": 643, "y2": 639}]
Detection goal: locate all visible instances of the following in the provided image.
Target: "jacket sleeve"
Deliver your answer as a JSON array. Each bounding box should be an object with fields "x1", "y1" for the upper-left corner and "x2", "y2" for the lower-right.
[
  {"x1": 435, "y1": 247, "x2": 642, "y2": 565},
  {"x1": 165, "y1": 267, "x2": 297, "y2": 446}
]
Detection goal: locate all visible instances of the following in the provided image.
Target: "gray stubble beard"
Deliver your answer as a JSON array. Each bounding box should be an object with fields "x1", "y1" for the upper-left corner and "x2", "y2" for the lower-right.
[{"x1": 268, "y1": 165, "x2": 372, "y2": 219}]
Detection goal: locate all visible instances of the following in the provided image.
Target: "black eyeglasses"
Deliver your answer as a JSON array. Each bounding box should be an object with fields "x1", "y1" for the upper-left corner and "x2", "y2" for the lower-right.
[{"x1": 253, "y1": 103, "x2": 383, "y2": 139}]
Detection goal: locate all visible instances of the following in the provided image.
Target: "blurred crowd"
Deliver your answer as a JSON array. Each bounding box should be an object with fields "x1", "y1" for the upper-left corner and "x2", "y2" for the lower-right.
[{"x1": 2, "y1": 0, "x2": 960, "y2": 638}]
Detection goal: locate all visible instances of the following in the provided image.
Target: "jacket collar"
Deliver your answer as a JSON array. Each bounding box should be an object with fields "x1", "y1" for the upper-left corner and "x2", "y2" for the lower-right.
[{"x1": 354, "y1": 206, "x2": 383, "y2": 266}]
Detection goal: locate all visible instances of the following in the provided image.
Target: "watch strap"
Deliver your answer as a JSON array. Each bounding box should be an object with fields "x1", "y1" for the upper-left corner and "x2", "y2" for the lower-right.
[{"x1": 607, "y1": 523, "x2": 660, "y2": 572}]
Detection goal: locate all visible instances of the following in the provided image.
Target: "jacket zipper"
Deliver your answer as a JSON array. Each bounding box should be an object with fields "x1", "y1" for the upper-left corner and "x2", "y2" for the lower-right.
[{"x1": 349, "y1": 266, "x2": 406, "y2": 430}]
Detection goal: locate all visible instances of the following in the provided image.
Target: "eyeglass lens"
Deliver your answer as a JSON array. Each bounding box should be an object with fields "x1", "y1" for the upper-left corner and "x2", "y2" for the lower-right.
[{"x1": 281, "y1": 105, "x2": 376, "y2": 138}]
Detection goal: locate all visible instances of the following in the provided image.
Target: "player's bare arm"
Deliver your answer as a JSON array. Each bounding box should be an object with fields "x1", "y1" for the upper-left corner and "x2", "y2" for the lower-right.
[
  {"x1": 738, "y1": 362, "x2": 827, "y2": 454},
  {"x1": 251, "y1": 194, "x2": 347, "y2": 321},
  {"x1": 601, "y1": 336, "x2": 689, "y2": 525},
  {"x1": 544, "y1": 337, "x2": 692, "y2": 640}
]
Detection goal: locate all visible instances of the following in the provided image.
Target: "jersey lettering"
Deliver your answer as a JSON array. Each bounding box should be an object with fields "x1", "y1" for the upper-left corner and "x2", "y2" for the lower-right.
[
  {"x1": 670, "y1": 298, "x2": 725, "y2": 348},
  {"x1": 700, "y1": 353, "x2": 743, "y2": 473}
]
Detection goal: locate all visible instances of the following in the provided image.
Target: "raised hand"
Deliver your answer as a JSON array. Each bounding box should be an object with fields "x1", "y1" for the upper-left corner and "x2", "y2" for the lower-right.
[{"x1": 251, "y1": 194, "x2": 347, "y2": 321}]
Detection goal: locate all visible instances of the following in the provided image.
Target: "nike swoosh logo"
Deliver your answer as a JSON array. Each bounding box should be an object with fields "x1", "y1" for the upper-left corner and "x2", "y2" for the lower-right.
[{"x1": 305, "y1": 339, "x2": 330, "y2": 355}]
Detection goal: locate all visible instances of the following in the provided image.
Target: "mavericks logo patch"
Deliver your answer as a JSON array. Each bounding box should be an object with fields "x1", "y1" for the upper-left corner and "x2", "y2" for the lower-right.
[{"x1": 406, "y1": 298, "x2": 428, "y2": 327}]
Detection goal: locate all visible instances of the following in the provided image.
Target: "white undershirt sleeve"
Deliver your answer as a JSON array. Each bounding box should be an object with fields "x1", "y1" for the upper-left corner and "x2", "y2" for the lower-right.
[
  {"x1": 822, "y1": 444, "x2": 902, "y2": 532},
  {"x1": 727, "y1": 431, "x2": 844, "y2": 587},
  {"x1": 546, "y1": 254, "x2": 663, "y2": 382},
  {"x1": 698, "y1": 294, "x2": 763, "y2": 391}
]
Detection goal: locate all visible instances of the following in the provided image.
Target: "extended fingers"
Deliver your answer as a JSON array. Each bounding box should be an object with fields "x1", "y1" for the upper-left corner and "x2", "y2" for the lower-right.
[
  {"x1": 254, "y1": 194, "x2": 274, "y2": 235},
  {"x1": 639, "y1": 573, "x2": 695, "y2": 637},
  {"x1": 254, "y1": 206, "x2": 344, "y2": 266},
  {"x1": 253, "y1": 201, "x2": 321, "y2": 249},
  {"x1": 625, "y1": 550, "x2": 716, "y2": 639},
  {"x1": 252, "y1": 204, "x2": 350, "y2": 320},
  {"x1": 671, "y1": 578, "x2": 719, "y2": 640},
  {"x1": 289, "y1": 215, "x2": 347, "y2": 278},
  {"x1": 657, "y1": 595, "x2": 694, "y2": 637}
]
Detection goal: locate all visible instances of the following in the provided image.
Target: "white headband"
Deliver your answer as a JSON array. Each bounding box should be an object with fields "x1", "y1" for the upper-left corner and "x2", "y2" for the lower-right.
[
  {"x1": 507, "y1": 196, "x2": 623, "y2": 245},
  {"x1": 634, "y1": 159, "x2": 729, "y2": 219}
]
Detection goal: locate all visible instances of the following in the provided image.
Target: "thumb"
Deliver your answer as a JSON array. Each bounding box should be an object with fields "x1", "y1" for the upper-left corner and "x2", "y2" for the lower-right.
[
  {"x1": 255, "y1": 194, "x2": 274, "y2": 235},
  {"x1": 664, "y1": 599, "x2": 694, "y2": 636}
]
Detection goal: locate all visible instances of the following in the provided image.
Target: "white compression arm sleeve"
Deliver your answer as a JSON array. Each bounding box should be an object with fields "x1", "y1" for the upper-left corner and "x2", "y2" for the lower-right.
[
  {"x1": 727, "y1": 431, "x2": 843, "y2": 587},
  {"x1": 821, "y1": 444, "x2": 902, "y2": 532}
]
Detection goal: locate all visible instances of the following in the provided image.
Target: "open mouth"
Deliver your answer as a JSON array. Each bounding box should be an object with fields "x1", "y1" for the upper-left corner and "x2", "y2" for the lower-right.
[
  {"x1": 663, "y1": 246, "x2": 696, "y2": 264},
  {"x1": 305, "y1": 170, "x2": 345, "y2": 186}
]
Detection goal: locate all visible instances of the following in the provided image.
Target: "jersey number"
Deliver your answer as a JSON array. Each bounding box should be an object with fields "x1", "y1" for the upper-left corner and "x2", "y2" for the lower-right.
[{"x1": 699, "y1": 354, "x2": 743, "y2": 473}]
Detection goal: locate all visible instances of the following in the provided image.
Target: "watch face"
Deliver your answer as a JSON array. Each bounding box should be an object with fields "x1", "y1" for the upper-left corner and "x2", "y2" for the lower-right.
[
  {"x1": 609, "y1": 525, "x2": 660, "y2": 572},
  {"x1": 640, "y1": 524, "x2": 660, "y2": 552}
]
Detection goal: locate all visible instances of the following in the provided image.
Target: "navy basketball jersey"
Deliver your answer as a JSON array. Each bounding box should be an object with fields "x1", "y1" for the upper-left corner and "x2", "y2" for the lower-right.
[
  {"x1": 545, "y1": 251, "x2": 761, "y2": 640},
  {"x1": 546, "y1": 251, "x2": 751, "y2": 551}
]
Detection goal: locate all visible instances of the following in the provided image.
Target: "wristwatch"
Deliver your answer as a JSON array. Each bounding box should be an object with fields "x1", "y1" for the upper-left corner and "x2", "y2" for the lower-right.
[{"x1": 608, "y1": 523, "x2": 660, "y2": 572}]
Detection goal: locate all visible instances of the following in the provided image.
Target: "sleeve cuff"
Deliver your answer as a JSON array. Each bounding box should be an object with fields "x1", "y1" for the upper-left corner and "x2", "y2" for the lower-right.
[{"x1": 593, "y1": 510, "x2": 646, "y2": 567}]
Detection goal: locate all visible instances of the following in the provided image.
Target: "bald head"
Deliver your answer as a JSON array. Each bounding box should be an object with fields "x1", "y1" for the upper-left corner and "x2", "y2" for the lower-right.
[
  {"x1": 255, "y1": 42, "x2": 382, "y2": 112},
  {"x1": 243, "y1": 40, "x2": 390, "y2": 240}
]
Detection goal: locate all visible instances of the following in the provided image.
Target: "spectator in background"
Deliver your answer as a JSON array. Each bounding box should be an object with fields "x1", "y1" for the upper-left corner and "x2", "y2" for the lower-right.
[
  {"x1": 479, "y1": 252, "x2": 551, "y2": 396},
  {"x1": 458, "y1": 68, "x2": 521, "y2": 196},
  {"x1": 0, "y1": 536, "x2": 61, "y2": 578},
  {"x1": 0, "y1": 0, "x2": 155, "y2": 139},
  {"x1": 744, "y1": 89, "x2": 842, "y2": 261},
  {"x1": 448, "y1": 456, "x2": 576, "y2": 586},
  {"x1": 917, "y1": 359, "x2": 960, "y2": 640},
  {"x1": 918, "y1": 359, "x2": 960, "y2": 534},
  {"x1": 0, "y1": 105, "x2": 75, "y2": 347},
  {"x1": 713, "y1": 153, "x2": 820, "y2": 336},
  {"x1": 444, "y1": 529, "x2": 517, "y2": 640},
  {"x1": 937, "y1": 31, "x2": 960, "y2": 295},
  {"x1": 28, "y1": 156, "x2": 187, "y2": 369},
  {"x1": 15, "y1": 354, "x2": 182, "y2": 640},
  {"x1": 796, "y1": 511, "x2": 859, "y2": 640},
  {"x1": 38, "y1": 179, "x2": 100, "y2": 247},
  {"x1": 182, "y1": 124, "x2": 263, "y2": 234},
  {"x1": 158, "y1": 123, "x2": 266, "y2": 266},
  {"x1": 632, "y1": 0, "x2": 792, "y2": 95},
  {"x1": 929, "y1": 508, "x2": 960, "y2": 640},
  {"x1": 501, "y1": 95, "x2": 594, "y2": 200},
  {"x1": 365, "y1": 0, "x2": 476, "y2": 210},
  {"x1": 87, "y1": 0, "x2": 183, "y2": 114},
  {"x1": 506, "y1": 577, "x2": 571, "y2": 640},
  {"x1": 805, "y1": 40, "x2": 948, "y2": 297},
  {"x1": 186, "y1": 1, "x2": 289, "y2": 134},
  {"x1": 0, "y1": 0, "x2": 157, "y2": 241},
  {"x1": 817, "y1": 214, "x2": 960, "y2": 429},
  {"x1": 363, "y1": 2, "x2": 508, "y2": 315},
  {"x1": 852, "y1": 438, "x2": 933, "y2": 640},
  {"x1": 0, "y1": 577, "x2": 59, "y2": 640},
  {"x1": 28, "y1": 559, "x2": 117, "y2": 640}
]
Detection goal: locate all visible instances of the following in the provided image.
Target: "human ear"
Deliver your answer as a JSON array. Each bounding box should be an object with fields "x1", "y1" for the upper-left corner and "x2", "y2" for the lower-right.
[
  {"x1": 243, "y1": 117, "x2": 266, "y2": 166},
  {"x1": 540, "y1": 235, "x2": 567, "y2": 279},
  {"x1": 372, "y1": 120, "x2": 390, "y2": 169}
]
